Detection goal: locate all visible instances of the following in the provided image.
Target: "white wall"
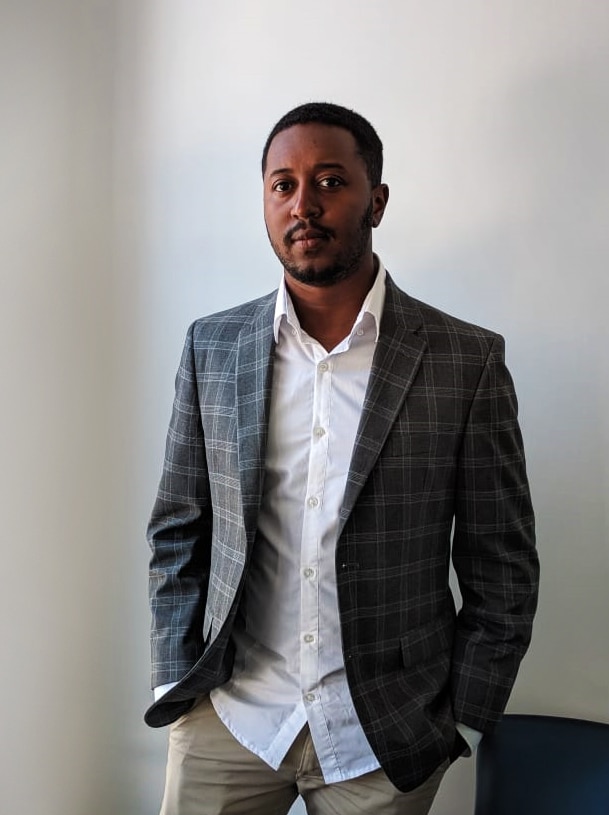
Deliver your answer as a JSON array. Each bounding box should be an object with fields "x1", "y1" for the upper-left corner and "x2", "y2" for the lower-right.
[
  {"x1": 2, "y1": 1, "x2": 607, "y2": 813},
  {"x1": 1, "y1": 1, "x2": 134, "y2": 813}
]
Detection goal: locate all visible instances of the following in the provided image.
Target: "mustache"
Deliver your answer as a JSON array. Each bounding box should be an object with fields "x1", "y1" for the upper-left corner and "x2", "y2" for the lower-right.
[{"x1": 283, "y1": 220, "x2": 335, "y2": 246}]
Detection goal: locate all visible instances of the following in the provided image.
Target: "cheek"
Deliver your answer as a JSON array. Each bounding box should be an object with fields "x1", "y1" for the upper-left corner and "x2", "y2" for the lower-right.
[
  {"x1": 264, "y1": 217, "x2": 287, "y2": 249},
  {"x1": 266, "y1": 214, "x2": 281, "y2": 234},
  {"x1": 264, "y1": 202, "x2": 286, "y2": 230}
]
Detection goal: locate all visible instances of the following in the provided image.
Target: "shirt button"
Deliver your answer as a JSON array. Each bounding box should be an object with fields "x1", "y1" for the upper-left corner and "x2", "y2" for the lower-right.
[
  {"x1": 303, "y1": 567, "x2": 315, "y2": 579},
  {"x1": 304, "y1": 634, "x2": 315, "y2": 643},
  {"x1": 305, "y1": 693, "x2": 315, "y2": 702},
  {"x1": 314, "y1": 426, "x2": 326, "y2": 438},
  {"x1": 318, "y1": 362, "x2": 329, "y2": 372},
  {"x1": 356, "y1": 328, "x2": 364, "y2": 336},
  {"x1": 307, "y1": 496, "x2": 319, "y2": 508}
]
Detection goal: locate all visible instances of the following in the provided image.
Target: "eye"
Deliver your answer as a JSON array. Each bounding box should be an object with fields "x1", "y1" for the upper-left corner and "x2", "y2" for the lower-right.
[
  {"x1": 318, "y1": 176, "x2": 344, "y2": 189},
  {"x1": 272, "y1": 180, "x2": 293, "y2": 193}
]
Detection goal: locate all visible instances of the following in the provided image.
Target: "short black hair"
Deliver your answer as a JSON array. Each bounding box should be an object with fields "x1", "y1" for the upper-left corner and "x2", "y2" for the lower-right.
[{"x1": 261, "y1": 102, "x2": 383, "y2": 187}]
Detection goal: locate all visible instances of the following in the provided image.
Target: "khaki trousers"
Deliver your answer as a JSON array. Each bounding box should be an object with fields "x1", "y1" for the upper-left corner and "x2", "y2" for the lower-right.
[{"x1": 160, "y1": 695, "x2": 448, "y2": 815}]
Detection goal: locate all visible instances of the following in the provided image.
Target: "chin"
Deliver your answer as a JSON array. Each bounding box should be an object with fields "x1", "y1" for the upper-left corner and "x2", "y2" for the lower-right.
[{"x1": 285, "y1": 263, "x2": 353, "y2": 287}]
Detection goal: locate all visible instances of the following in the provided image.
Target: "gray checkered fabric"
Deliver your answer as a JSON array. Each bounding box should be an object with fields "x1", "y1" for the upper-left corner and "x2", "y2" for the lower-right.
[{"x1": 146, "y1": 273, "x2": 538, "y2": 793}]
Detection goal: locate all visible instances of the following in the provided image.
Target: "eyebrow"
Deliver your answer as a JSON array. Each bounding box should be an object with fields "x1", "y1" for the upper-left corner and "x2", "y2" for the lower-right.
[{"x1": 268, "y1": 162, "x2": 348, "y2": 178}]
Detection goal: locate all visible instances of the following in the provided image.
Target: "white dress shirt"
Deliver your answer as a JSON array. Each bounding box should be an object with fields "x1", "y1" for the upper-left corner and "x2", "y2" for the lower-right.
[{"x1": 210, "y1": 262, "x2": 388, "y2": 782}]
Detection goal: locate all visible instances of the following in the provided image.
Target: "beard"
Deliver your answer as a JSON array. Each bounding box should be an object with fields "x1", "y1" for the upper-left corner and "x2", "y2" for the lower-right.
[{"x1": 268, "y1": 202, "x2": 374, "y2": 288}]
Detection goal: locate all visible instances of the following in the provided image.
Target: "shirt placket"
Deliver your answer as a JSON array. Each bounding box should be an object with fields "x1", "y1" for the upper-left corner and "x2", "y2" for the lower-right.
[{"x1": 300, "y1": 346, "x2": 333, "y2": 708}]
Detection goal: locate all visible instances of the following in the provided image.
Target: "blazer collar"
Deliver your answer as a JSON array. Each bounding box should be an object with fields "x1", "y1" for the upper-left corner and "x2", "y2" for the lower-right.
[
  {"x1": 340, "y1": 274, "x2": 427, "y2": 532},
  {"x1": 234, "y1": 293, "x2": 277, "y2": 545}
]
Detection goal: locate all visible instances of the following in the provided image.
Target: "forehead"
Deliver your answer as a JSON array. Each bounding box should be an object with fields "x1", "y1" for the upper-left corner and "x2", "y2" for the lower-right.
[{"x1": 264, "y1": 123, "x2": 365, "y2": 176}]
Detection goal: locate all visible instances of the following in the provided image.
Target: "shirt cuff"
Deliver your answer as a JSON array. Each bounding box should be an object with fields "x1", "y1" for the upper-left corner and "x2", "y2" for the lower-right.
[
  {"x1": 153, "y1": 681, "x2": 179, "y2": 702},
  {"x1": 456, "y1": 722, "x2": 484, "y2": 756}
]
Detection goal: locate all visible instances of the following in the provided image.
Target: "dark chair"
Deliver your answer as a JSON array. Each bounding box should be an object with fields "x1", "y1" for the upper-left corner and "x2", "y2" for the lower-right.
[{"x1": 474, "y1": 713, "x2": 609, "y2": 815}]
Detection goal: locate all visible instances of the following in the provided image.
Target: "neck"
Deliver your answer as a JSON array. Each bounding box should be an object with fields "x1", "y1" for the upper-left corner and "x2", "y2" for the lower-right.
[{"x1": 285, "y1": 256, "x2": 377, "y2": 352}]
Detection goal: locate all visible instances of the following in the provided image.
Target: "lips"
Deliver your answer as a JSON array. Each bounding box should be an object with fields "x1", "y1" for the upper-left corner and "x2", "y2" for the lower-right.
[
  {"x1": 291, "y1": 229, "x2": 328, "y2": 243},
  {"x1": 289, "y1": 229, "x2": 330, "y2": 253}
]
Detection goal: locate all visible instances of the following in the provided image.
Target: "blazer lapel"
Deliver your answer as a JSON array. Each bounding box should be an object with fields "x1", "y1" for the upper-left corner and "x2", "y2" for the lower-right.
[
  {"x1": 340, "y1": 277, "x2": 426, "y2": 531},
  {"x1": 234, "y1": 296, "x2": 276, "y2": 548}
]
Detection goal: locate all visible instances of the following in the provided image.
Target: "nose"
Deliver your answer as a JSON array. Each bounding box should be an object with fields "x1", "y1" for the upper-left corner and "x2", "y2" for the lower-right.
[{"x1": 290, "y1": 183, "x2": 322, "y2": 221}]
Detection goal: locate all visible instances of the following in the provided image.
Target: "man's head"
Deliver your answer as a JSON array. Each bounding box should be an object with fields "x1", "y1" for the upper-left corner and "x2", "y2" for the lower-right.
[{"x1": 262, "y1": 103, "x2": 389, "y2": 288}]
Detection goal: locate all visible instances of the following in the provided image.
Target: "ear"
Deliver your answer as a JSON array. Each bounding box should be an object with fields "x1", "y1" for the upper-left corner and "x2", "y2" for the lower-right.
[{"x1": 371, "y1": 184, "x2": 389, "y2": 228}]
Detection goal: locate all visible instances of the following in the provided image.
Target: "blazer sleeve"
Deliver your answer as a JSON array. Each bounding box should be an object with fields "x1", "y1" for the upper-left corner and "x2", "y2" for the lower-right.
[
  {"x1": 147, "y1": 322, "x2": 213, "y2": 689},
  {"x1": 450, "y1": 335, "x2": 539, "y2": 732}
]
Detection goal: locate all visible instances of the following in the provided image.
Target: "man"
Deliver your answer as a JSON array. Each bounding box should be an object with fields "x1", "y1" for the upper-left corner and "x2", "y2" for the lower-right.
[{"x1": 146, "y1": 102, "x2": 539, "y2": 815}]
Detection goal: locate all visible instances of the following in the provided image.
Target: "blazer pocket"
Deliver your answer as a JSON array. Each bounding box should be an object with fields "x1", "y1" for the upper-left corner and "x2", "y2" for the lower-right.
[{"x1": 384, "y1": 430, "x2": 440, "y2": 460}]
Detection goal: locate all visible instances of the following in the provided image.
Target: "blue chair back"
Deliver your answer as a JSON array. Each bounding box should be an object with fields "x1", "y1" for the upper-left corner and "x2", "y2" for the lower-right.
[{"x1": 475, "y1": 714, "x2": 609, "y2": 815}]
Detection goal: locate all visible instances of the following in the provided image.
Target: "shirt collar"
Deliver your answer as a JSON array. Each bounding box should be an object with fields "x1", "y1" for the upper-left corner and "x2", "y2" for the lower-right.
[{"x1": 273, "y1": 256, "x2": 387, "y2": 343}]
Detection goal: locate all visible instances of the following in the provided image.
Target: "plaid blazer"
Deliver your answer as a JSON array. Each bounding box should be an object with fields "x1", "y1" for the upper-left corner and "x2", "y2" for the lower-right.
[{"x1": 145, "y1": 273, "x2": 538, "y2": 792}]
